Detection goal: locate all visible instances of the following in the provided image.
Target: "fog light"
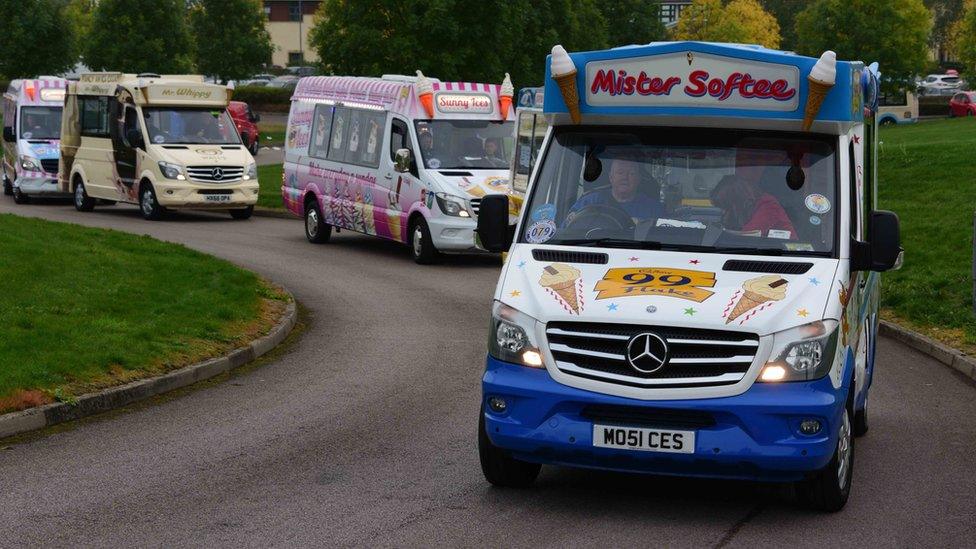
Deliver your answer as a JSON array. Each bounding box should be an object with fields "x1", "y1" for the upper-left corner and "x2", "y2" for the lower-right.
[
  {"x1": 759, "y1": 365, "x2": 787, "y2": 382},
  {"x1": 522, "y1": 350, "x2": 543, "y2": 367},
  {"x1": 166, "y1": 189, "x2": 174, "y2": 195},
  {"x1": 799, "y1": 419, "x2": 822, "y2": 435},
  {"x1": 488, "y1": 396, "x2": 507, "y2": 413}
]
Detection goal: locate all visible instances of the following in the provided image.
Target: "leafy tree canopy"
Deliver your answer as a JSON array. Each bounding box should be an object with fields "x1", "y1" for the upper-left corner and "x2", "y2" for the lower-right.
[
  {"x1": 190, "y1": 0, "x2": 274, "y2": 82},
  {"x1": 0, "y1": 0, "x2": 77, "y2": 79},
  {"x1": 673, "y1": 0, "x2": 781, "y2": 49},
  {"x1": 85, "y1": 0, "x2": 193, "y2": 74}
]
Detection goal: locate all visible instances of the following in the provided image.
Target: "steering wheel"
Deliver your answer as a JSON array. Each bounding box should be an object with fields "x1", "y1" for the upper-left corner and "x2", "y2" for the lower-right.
[{"x1": 564, "y1": 204, "x2": 636, "y2": 238}]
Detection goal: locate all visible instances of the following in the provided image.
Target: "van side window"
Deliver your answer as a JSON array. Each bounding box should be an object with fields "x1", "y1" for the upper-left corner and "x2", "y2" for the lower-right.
[
  {"x1": 357, "y1": 110, "x2": 385, "y2": 167},
  {"x1": 80, "y1": 96, "x2": 110, "y2": 138},
  {"x1": 390, "y1": 118, "x2": 410, "y2": 161},
  {"x1": 308, "y1": 104, "x2": 333, "y2": 159},
  {"x1": 327, "y1": 107, "x2": 349, "y2": 162}
]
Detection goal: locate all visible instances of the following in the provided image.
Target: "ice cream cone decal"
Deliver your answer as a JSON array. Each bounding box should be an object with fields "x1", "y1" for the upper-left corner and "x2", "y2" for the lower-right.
[
  {"x1": 540, "y1": 263, "x2": 584, "y2": 314},
  {"x1": 724, "y1": 275, "x2": 789, "y2": 324},
  {"x1": 416, "y1": 70, "x2": 435, "y2": 118},
  {"x1": 550, "y1": 45, "x2": 581, "y2": 124},
  {"x1": 802, "y1": 51, "x2": 836, "y2": 131},
  {"x1": 499, "y1": 73, "x2": 514, "y2": 119}
]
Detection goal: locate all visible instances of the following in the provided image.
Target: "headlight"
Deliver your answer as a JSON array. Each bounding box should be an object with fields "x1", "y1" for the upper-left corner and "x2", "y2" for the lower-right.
[
  {"x1": 758, "y1": 320, "x2": 839, "y2": 382},
  {"x1": 243, "y1": 163, "x2": 257, "y2": 180},
  {"x1": 436, "y1": 192, "x2": 470, "y2": 217},
  {"x1": 488, "y1": 301, "x2": 544, "y2": 368},
  {"x1": 19, "y1": 155, "x2": 41, "y2": 171},
  {"x1": 158, "y1": 161, "x2": 185, "y2": 180}
]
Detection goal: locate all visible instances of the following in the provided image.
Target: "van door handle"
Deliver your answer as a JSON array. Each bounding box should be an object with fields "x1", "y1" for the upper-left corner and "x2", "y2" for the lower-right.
[{"x1": 384, "y1": 174, "x2": 393, "y2": 180}]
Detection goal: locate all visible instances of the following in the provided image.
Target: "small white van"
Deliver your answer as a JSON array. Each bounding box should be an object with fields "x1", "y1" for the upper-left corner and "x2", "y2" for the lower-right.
[{"x1": 2, "y1": 78, "x2": 68, "y2": 203}]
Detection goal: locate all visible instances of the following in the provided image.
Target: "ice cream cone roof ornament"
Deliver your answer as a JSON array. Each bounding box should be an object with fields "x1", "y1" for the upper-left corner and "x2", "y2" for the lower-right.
[
  {"x1": 499, "y1": 73, "x2": 514, "y2": 119},
  {"x1": 802, "y1": 50, "x2": 836, "y2": 131},
  {"x1": 415, "y1": 70, "x2": 435, "y2": 118},
  {"x1": 550, "y1": 45, "x2": 581, "y2": 124}
]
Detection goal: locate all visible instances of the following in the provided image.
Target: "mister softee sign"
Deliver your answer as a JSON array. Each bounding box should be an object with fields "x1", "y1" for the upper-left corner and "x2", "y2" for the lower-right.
[{"x1": 585, "y1": 51, "x2": 799, "y2": 111}]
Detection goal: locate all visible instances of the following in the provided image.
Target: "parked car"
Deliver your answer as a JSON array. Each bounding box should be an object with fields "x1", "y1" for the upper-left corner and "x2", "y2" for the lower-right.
[
  {"x1": 949, "y1": 91, "x2": 976, "y2": 117},
  {"x1": 286, "y1": 66, "x2": 316, "y2": 77},
  {"x1": 242, "y1": 74, "x2": 274, "y2": 87},
  {"x1": 228, "y1": 100, "x2": 262, "y2": 155},
  {"x1": 919, "y1": 73, "x2": 964, "y2": 96},
  {"x1": 266, "y1": 76, "x2": 298, "y2": 91}
]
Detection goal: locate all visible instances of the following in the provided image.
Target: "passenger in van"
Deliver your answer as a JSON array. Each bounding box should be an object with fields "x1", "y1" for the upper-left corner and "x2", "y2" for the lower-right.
[
  {"x1": 419, "y1": 128, "x2": 440, "y2": 168},
  {"x1": 567, "y1": 158, "x2": 664, "y2": 223},
  {"x1": 710, "y1": 175, "x2": 796, "y2": 239},
  {"x1": 483, "y1": 138, "x2": 508, "y2": 167}
]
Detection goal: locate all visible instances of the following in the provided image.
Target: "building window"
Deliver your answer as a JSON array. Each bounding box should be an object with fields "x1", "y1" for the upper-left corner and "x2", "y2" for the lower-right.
[
  {"x1": 289, "y1": 2, "x2": 301, "y2": 21},
  {"x1": 288, "y1": 51, "x2": 304, "y2": 65}
]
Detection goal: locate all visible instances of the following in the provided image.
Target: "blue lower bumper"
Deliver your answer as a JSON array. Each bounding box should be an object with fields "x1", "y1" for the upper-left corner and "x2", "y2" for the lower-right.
[{"x1": 482, "y1": 356, "x2": 850, "y2": 482}]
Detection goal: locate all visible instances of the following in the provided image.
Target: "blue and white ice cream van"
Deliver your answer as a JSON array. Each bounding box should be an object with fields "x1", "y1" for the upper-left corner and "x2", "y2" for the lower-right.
[
  {"x1": 474, "y1": 42, "x2": 903, "y2": 512},
  {"x1": 2, "y1": 78, "x2": 68, "y2": 203}
]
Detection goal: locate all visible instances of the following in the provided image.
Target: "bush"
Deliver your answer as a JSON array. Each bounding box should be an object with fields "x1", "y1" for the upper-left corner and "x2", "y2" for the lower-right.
[{"x1": 231, "y1": 85, "x2": 292, "y2": 112}]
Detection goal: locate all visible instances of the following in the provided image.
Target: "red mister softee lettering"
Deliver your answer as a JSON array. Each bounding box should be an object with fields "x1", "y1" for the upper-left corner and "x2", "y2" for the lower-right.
[
  {"x1": 684, "y1": 70, "x2": 795, "y2": 102},
  {"x1": 590, "y1": 69, "x2": 682, "y2": 97}
]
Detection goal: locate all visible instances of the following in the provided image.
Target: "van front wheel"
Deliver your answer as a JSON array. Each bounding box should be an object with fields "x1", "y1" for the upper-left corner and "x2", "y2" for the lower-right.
[
  {"x1": 796, "y1": 407, "x2": 854, "y2": 512},
  {"x1": 479, "y1": 405, "x2": 540, "y2": 488},
  {"x1": 139, "y1": 182, "x2": 164, "y2": 220},
  {"x1": 74, "y1": 180, "x2": 95, "y2": 211},
  {"x1": 12, "y1": 186, "x2": 30, "y2": 204},
  {"x1": 229, "y1": 206, "x2": 253, "y2": 220},
  {"x1": 3, "y1": 173, "x2": 12, "y2": 196},
  {"x1": 409, "y1": 217, "x2": 441, "y2": 264}
]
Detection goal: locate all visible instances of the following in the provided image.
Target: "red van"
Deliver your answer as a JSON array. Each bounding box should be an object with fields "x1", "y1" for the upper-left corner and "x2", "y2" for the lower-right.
[{"x1": 227, "y1": 100, "x2": 261, "y2": 155}]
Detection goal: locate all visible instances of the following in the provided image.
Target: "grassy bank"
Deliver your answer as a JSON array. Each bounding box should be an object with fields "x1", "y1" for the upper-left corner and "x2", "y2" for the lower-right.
[
  {"x1": 257, "y1": 163, "x2": 284, "y2": 209},
  {"x1": 258, "y1": 122, "x2": 285, "y2": 147},
  {"x1": 0, "y1": 214, "x2": 288, "y2": 413},
  {"x1": 878, "y1": 118, "x2": 976, "y2": 352}
]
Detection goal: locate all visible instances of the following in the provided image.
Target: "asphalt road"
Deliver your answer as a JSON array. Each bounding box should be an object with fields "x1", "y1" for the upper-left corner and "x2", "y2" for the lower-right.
[{"x1": 2, "y1": 199, "x2": 975, "y2": 547}]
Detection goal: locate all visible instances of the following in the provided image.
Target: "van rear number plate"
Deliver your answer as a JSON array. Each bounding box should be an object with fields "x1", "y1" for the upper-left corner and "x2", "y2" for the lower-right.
[
  {"x1": 204, "y1": 194, "x2": 231, "y2": 203},
  {"x1": 592, "y1": 424, "x2": 695, "y2": 454}
]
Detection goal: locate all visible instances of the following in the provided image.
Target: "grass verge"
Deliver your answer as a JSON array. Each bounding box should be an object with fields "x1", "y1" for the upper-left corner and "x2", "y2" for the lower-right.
[
  {"x1": 257, "y1": 163, "x2": 285, "y2": 209},
  {"x1": 879, "y1": 118, "x2": 976, "y2": 354},
  {"x1": 258, "y1": 122, "x2": 285, "y2": 147},
  {"x1": 0, "y1": 214, "x2": 290, "y2": 413}
]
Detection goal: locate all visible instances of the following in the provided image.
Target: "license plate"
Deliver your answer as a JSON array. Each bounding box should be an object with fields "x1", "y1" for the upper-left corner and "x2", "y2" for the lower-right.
[
  {"x1": 592, "y1": 424, "x2": 695, "y2": 454},
  {"x1": 204, "y1": 194, "x2": 231, "y2": 203}
]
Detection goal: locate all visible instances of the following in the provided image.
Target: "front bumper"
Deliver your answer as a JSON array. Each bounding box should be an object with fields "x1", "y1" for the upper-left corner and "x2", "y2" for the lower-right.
[
  {"x1": 482, "y1": 355, "x2": 848, "y2": 482},
  {"x1": 14, "y1": 175, "x2": 69, "y2": 197},
  {"x1": 427, "y1": 213, "x2": 484, "y2": 252},
  {"x1": 154, "y1": 181, "x2": 259, "y2": 209}
]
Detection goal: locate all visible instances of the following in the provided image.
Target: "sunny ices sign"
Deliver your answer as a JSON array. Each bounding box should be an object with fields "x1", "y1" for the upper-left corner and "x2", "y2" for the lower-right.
[
  {"x1": 585, "y1": 51, "x2": 800, "y2": 111},
  {"x1": 435, "y1": 93, "x2": 493, "y2": 114}
]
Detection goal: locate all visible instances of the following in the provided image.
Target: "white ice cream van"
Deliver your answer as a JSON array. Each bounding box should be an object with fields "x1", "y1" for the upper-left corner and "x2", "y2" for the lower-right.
[
  {"x1": 474, "y1": 42, "x2": 902, "y2": 511},
  {"x1": 282, "y1": 72, "x2": 516, "y2": 263},
  {"x1": 59, "y1": 73, "x2": 259, "y2": 220},
  {"x1": 2, "y1": 78, "x2": 68, "y2": 203}
]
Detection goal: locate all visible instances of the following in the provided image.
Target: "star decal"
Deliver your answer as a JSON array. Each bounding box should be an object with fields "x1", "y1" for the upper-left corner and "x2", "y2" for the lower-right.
[
  {"x1": 628, "y1": 256, "x2": 639, "y2": 262},
  {"x1": 689, "y1": 259, "x2": 700, "y2": 264},
  {"x1": 797, "y1": 308, "x2": 809, "y2": 317},
  {"x1": 684, "y1": 307, "x2": 697, "y2": 316},
  {"x1": 516, "y1": 261, "x2": 526, "y2": 269},
  {"x1": 852, "y1": 135, "x2": 861, "y2": 144},
  {"x1": 607, "y1": 303, "x2": 618, "y2": 311},
  {"x1": 809, "y1": 277, "x2": 820, "y2": 286},
  {"x1": 509, "y1": 289, "x2": 521, "y2": 297}
]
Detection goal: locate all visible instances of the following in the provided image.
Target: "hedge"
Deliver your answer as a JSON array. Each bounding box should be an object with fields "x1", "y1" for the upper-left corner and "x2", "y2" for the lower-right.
[
  {"x1": 231, "y1": 86, "x2": 292, "y2": 112},
  {"x1": 918, "y1": 95, "x2": 951, "y2": 117}
]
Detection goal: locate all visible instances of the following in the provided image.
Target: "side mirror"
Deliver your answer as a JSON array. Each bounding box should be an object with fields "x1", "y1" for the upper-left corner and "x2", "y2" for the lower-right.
[
  {"x1": 3, "y1": 127, "x2": 14, "y2": 142},
  {"x1": 250, "y1": 112, "x2": 261, "y2": 123},
  {"x1": 851, "y1": 210, "x2": 902, "y2": 272},
  {"x1": 126, "y1": 128, "x2": 145, "y2": 149},
  {"x1": 476, "y1": 194, "x2": 514, "y2": 253},
  {"x1": 394, "y1": 148, "x2": 411, "y2": 173}
]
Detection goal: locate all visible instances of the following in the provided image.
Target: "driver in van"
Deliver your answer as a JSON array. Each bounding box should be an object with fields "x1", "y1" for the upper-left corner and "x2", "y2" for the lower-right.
[
  {"x1": 710, "y1": 175, "x2": 796, "y2": 239},
  {"x1": 566, "y1": 157, "x2": 664, "y2": 223},
  {"x1": 483, "y1": 138, "x2": 507, "y2": 167}
]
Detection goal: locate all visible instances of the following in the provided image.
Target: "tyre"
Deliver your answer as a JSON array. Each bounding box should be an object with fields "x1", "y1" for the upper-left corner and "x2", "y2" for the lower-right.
[
  {"x1": 73, "y1": 179, "x2": 95, "y2": 211},
  {"x1": 304, "y1": 199, "x2": 331, "y2": 243},
  {"x1": 409, "y1": 217, "x2": 441, "y2": 265},
  {"x1": 479, "y1": 405, "x2": 541, "y2": 488},
  {"x1": 880, "y1": 118, "x2": 895, "y2": 127},
  {"x1": 229, "y1": 205, "x2": 254, "y2": 220},
  {"x1": 139, "y1": 182, "x2": 164, "y2": 220},
  {"x1": 2, "y1": 174, "x2": 11, "y2": 196},
  {"x1": 853, "y1": 393, "x2": 869, "y2": 437},
  {"x1": 12, "y1": 186, "x2": 30, "y2": 204},
  {"x1": 796, "y1": 406, "x2": 854, "y2": 512},
  {"x1": 249, "y1": 137, "x2": 259, "y2": 156}
]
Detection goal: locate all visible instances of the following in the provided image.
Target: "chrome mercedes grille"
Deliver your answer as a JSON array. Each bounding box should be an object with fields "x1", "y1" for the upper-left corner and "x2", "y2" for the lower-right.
[
  {"x1": 545, "y1": 322, "x2": 759, "y2": 388},
  {"x1": 186, "y1": 166, "x2": 244, "y2": 183},
  {"x1": 40, "y1": 159, "x2": 59, "y2": 174}
]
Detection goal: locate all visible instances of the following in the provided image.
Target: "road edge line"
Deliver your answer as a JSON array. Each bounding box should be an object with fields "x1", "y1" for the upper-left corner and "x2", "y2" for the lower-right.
[
  {"x1": 880, "y1": 320, "x2": 976, "y2": 382},
  {"x1": 0, "y1": 291, "x2": 298, "y2": 439}
]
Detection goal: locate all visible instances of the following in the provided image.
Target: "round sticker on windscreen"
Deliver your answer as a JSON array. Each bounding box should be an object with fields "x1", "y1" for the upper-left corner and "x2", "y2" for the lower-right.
[
  {"x1": 526, "y1": 219, "x2": 556, "y2": 243},
  {"x1": 428, "y1": 158, "x2": 441, "y2": 169},
  {"x1": 530, "y1": 203, "x2": 557, "y2": 222},
  {"x1": 153, "y1": 135, "x2": 165, "y2": 144},
  {"x1": 809, "y1": 215, "x2": 822, "y2": 226},
  {"x1": 804, "y1": 194, "x2": 831, "y2": 214}
]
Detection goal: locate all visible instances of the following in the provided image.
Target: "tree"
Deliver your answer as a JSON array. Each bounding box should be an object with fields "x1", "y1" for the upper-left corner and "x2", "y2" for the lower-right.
[
  {"x1": 954, "y1": 1, "x2": 976, "y2": 72},
  {"x1": 85, "y1": 0, "x2": 193, "y2": 74},
  {"x1": 190, "y1": 0, "x2": 273, "y2": 82},
  {"x1": 0, "y1": 0, "x2": 77, "y2": 79},
  {"x1": 672, "y1": 0, "x2": 781, "y2": 49},
  {"x1": 925, "y1": 0, "x2": 965, "y2": 61},
  {"x1": 795, "y1": 0, "x2": 931, "y2": 93},
  {"x1": 760, "y1": 0, "x2": 807, "y2": 51},
  {"x1": 308, "y1": 0, "x2": 608, "y2": 89},
  {"x1": 598, "y1": 0, "x2": 667, "y2": 48}
]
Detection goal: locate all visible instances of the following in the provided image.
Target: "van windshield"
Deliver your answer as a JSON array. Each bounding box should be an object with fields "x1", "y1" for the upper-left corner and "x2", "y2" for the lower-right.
[
  {"x1": 143, "y1": 107, "x2": 241, "y2": 145},
  {"x1": 520, "y1": 126, "x2": 838, "y2": 257},
  {"x1": 414, "y1": 119, "x2": 514, "y2": 170},
  {"x1": 19, "y1": 106, "x2": 63, "y2": 139}
]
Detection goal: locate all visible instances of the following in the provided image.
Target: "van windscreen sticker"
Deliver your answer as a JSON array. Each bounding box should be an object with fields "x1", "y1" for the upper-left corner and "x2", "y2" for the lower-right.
[
  {"x1": 804, "y1": 193, "x2": 831, "y2": 214},
  {"x1": 594, "y1": 268, "x2": 717, "y2": 302},
  {"x1": 723, "y1": 275, "x2": 789, "y2": 325},
  {"x1": 526, "y1": 220, "x2": 557, "y2": 244},
  {"x1": 539, "y1": 263, "x2": 584, "y2": 314}
]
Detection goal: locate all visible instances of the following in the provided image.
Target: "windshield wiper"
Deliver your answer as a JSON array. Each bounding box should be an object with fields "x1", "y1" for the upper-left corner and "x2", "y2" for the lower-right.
[
  {"x1": 553, "y1": 238, "x2": 663, "y2": 250},
  {"x1": 667, "y1": 244, "x2": 785, "y2": 256}
]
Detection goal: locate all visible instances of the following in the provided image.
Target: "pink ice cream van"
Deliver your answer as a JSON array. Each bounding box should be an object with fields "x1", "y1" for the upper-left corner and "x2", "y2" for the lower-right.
[
  {"x1": 282, "y1": 72, "x2": 516, "y2": 263},
  {"x1": 2, "y1": 78, "x2": 68, "y2": 203}
]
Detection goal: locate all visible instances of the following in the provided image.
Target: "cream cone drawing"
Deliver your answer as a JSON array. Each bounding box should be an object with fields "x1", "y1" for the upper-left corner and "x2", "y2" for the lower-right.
[
  {"x1": 550, "y1": 45, "x2": 581, "y2": 124},
  {"x1": 725, "y1": 275, "x2": 789, "y2": 324},
  {"x1": 802, "y1": 51, "x2": 836, "y2": 131},
  {"x1": 539, "y1": 263, "x2": 584, "y2": 314}
]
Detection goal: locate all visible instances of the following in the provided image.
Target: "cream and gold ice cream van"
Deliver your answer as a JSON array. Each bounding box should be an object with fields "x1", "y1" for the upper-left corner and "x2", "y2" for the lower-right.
[{"x1": 59, "y1": 72, "x2": 258, "y2": 220}]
